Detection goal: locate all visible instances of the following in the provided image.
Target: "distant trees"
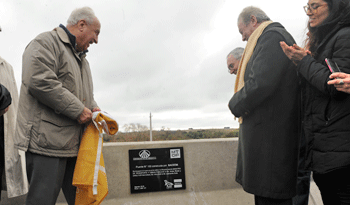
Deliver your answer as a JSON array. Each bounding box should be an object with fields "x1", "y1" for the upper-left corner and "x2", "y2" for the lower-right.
[
  {"x1": 160, "y1": 126, "x2": 170, "y2": 131},
  {"x1": 122, "y1": 123, "x2": 148, "y2": 132}
]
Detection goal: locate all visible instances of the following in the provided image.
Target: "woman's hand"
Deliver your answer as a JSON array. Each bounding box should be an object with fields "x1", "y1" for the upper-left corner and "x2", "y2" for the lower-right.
[
  {"x1": 328, "y1": 72, "x2": 350, "y2": 94},
  {"x1": 280, "y1": 41, "x2": 309, "y2": 65}
]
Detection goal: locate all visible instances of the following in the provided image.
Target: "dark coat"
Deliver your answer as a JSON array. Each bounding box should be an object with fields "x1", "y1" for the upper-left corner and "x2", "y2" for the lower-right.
[
  {"x1": 0, "y1": 84, "x2": 11, "y2": 111},
  {"x1": 228, "y1": 22, "x2": 301, "y2": 199},
  {"x1": 297, "y1": 9, "x2": 350, "y2": 174}
]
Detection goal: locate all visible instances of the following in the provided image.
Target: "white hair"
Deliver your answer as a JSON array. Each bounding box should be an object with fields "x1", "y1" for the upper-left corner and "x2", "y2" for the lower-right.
[
  {"x1": 227, "y1": 47, "x2": 244, "y2": 60},
  {"x1": 67, "y1": 7, "x2": 96, "y2": 26},
  {"x1": 238, "y1": 6, "x2": 270, "y2": 25}
]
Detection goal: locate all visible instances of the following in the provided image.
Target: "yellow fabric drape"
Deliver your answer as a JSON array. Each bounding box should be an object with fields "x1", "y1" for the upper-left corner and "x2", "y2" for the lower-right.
[
  {"x1": 234, "y1": 20, "x2": 273, "y2": 124},
  {"x1": 73, "y1": 111, "x2": 118, "y2": 205}
]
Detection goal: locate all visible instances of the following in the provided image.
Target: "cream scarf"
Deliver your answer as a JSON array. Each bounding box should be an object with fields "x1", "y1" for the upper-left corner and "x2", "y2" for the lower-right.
[{"x1": 234, "y1": 20, "x2": 273, "y2": 123}]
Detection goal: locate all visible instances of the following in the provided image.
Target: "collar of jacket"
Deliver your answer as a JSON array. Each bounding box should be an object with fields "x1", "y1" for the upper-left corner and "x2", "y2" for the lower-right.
[
  {"x1": 59, "y1": 24, "x2": 77, "y2": 48},
  {"x1": 315, "y1": 23, "x2": 349, "y2": 55},
  {"x1": 55, "y1": 25, "x2": 88, "y2": 58},
  {"x1": 267, "y1": 22, "x2": 284, "y2": 30}
]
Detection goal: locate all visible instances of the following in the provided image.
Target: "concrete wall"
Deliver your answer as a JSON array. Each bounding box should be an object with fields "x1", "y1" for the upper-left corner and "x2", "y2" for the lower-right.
[
  {"x1": 1, "y1": 138, "x2": 322, "y2": 205},
  {"x1": 60, "y1": 138, "x2": 255, "y2": 204},
  {"x1": 105, "y1": 138, "x2": 239, "y2": 193}
]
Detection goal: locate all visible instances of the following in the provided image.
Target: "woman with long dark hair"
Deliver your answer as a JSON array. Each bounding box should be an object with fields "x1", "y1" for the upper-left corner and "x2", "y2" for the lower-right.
[{"x1": 280, "y1": 0, "x2": 350, "y2": 204}]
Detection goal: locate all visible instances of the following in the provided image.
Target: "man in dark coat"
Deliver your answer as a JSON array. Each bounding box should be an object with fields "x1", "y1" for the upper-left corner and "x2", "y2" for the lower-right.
[{"x1": 228, "y1": 6, "x2": 301, "y2": 205}]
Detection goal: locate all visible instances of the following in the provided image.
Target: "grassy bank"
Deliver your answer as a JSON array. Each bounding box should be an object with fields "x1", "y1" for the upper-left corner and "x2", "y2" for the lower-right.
[{"x1": 104, "y1": 128, "x2": 239, "y2": 142}]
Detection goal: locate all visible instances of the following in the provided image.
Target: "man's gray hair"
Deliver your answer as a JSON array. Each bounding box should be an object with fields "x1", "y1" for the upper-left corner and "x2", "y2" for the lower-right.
[
  {"x1": 67, "y1": 7, "x2": 96, "y2": 26},
  {"x1": 227, "y1": 47, "x2": 244, "y2": 60},
  {"x1": 238, "y1": 6, "x2": 270, "y2": 25}
]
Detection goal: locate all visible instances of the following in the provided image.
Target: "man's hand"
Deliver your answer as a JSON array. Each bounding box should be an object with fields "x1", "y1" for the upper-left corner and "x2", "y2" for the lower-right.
[
  {"x1": 0, "y1": 106, "x2": 10, "y2": 117},
  {"x1": 77, "y1": 107, "x2": 92, "y2": 124},
  {"x1": 92, "y1": 107, "x2": 101, "y2": 112}
]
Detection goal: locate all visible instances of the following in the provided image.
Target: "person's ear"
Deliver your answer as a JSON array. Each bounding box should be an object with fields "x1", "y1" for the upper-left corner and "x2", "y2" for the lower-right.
[
  {"x1": 77, "y1": 20, "x2": 87, "y2": 32},
  {"x1": 250, "y1": 15, "x2": 258, "y2": 26}
]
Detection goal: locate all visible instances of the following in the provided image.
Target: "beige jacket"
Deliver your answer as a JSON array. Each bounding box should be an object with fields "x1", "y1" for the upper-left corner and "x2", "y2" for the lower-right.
[
  {"x1": 0, "y1": 56, "x2": 28, "y2": 197},
  {"x1": 15, "y1": 27, "x2": 98, "y2": 157}
]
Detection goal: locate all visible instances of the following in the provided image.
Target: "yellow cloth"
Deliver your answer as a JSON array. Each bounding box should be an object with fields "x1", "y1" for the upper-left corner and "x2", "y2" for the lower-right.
[
  {"x1": 73, "y1": 111, "x2": 118, "y2": 205},
  {"x1": 234, "y1": 20, "x2": 273, "y2": 124}
]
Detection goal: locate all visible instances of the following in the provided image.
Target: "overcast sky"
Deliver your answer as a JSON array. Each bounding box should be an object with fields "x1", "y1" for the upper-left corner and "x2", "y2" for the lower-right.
[{"x1": 0, "y1": 0, "x2": 307, "y2": 131}]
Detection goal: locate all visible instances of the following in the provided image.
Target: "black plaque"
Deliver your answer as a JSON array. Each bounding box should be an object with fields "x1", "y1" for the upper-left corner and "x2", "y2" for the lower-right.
[{"x1": 129, "y1": 147, "x2": 186, "y2": 193}]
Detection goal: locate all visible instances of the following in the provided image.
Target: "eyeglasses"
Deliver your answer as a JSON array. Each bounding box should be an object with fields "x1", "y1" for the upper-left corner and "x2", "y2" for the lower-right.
[
  {"x1": 228, "y1": 66, "x2": 233, "y2": 73},
  {"x1": 303, "y1": 3, "x2": 327, "y2": 14}
]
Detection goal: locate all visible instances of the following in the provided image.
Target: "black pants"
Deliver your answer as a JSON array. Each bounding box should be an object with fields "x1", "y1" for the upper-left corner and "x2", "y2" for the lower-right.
[
  {"x1": 292, "y1": 129, "x2": 310, "y2": 205},
  {"x1": 25, "y1": 151, "x2": 77, "y2": 205},
  {"x1": 313, "y1": 166, "x2": 350, "y2": 205},
  {"x1": 255, "y1": 195, "x2": 293, "y2": 205}
]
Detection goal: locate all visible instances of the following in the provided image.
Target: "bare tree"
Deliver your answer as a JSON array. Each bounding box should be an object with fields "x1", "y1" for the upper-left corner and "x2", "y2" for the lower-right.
[
  {"x1": 123, "y1": 123, "x2": 149, "y2": 132},
  {"x1": 129, "y1": 123, "x2": 136, "y2": 132},
  {"x1": 123, "y1": 124, "x2": 130, "y2": 132},
  {"x1": 137, "y1": 123, "x2": 148, "y2": 132}
]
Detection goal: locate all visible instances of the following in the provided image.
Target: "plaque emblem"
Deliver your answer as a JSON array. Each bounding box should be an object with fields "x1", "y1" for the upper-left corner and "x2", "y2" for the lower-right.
[
  {"x1": 164, "y1": 180, "x2": 174, "y2": 189},
  {"x1": 139, "y1": 150, "x2": 151, "y2": 159}
]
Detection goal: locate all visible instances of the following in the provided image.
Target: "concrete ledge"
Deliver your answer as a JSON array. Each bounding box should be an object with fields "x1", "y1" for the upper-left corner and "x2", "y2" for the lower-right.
[{"x1": 101, "y1": 188, "x2": 254, "y2": 205}]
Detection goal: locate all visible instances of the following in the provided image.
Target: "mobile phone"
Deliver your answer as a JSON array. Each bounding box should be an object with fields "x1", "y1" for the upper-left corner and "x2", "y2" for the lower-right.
[{"x1": 325, "y1": 58, "x2": 341, "y2": 73}]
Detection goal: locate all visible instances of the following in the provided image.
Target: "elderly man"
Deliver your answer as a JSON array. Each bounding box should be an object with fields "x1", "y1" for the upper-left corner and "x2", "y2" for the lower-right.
[
  {"x1": 15, "y1": 7, "x2": 101, "y2": 205},
  {"x1": 227, "y1": 47, "x2": 244, "y2": 75},
  {"x1": 228, "y1": 6, "x2": 300, "y2": 205}
]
